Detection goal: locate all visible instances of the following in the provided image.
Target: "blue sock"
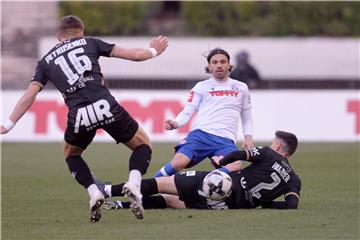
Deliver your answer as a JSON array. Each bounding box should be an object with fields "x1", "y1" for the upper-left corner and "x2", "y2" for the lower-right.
[{"x1": 154, "y1": 163, "x2": 177, "y2": 177}]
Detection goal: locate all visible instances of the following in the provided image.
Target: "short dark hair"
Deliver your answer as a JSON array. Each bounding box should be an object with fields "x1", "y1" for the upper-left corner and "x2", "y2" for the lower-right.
[
  {"x1": 275, "y1": 130, "x2": 298, "y2": 156},
  {"x1": 207, "y1": 48, "x2": 230, "y2": 63},
  {"x1": 58, "y1": 15, "x2": 85, "y2": 33}
]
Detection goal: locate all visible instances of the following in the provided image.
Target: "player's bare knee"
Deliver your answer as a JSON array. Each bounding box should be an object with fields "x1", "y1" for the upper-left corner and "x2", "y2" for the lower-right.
[
  {"x1": 171, "y1": 154, "x2": 190, "y2": 171},
  {"x1": 125, "y1": 129, "x2": 152, "y2": 150},
  {"x1": 63, "y1": 141, "x2": 83, "y2": 158},
  {"x1": 155, "y1": 176, "x2": 178, "y2": 194}
]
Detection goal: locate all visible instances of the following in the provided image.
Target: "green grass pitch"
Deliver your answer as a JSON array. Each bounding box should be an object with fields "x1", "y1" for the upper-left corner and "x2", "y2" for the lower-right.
[{"x1": 1, "y1": 142, "x2": 359, "y2": 240}]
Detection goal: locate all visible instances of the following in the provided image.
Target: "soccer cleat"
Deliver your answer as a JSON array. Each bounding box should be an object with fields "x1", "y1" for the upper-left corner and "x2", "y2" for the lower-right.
[
  {"x1": 122, "y1": 182, "x2": 144, "y2": 219},
  {"x1": 89, "y1": 190, "x2": 105, "y2": 223},
  {"x1": 103, "y1": 200, "x2": 122, "y2": 210}
]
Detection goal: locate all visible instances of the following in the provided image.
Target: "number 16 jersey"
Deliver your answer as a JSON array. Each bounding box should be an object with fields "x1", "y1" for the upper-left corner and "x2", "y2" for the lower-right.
[{"x1": 31, "y1": 37, "x2": 115, "y2": 108}]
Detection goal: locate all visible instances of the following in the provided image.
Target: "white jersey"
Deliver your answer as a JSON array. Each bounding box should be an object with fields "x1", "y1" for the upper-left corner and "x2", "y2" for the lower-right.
[{"x1": 176, "y1": 77, "x2": 252, "y2": 142}]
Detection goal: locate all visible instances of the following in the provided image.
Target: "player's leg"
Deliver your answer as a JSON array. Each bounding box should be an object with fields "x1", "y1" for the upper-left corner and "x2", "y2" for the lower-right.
[
  {"x1": 102, "y1": 176, "x2": 177, "y2": 210},
  {"x1": 211, "y1": 136, "x2": 240, "y2": 169},
  {"x1": 154, "y1": 152, "x2": 191, "y2": 177},
  {"x1": 104, "y1": 194, "x2": 185, "y2": 210},
  {"x1": 64, "y1": 106, "x2": 107, "y2": 222},
  {"x1": 104, "y1": 115, "x2": 152, "y2": 219},
  {"x1": 122, "y1": 126, "x2": 152, "y2": 219},
  {"x1": 106, "y1": 175, "x2": 177, "y2": 197},
  {"x1": 154, "y1": 130, "x2": 215, "y2": 177},
  {"x1": 63, "y1": 138, "x2": 105, "y2": 222}
]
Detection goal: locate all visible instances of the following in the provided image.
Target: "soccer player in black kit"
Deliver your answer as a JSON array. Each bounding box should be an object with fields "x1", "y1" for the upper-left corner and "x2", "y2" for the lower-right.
[
  {"x1": 0, "y1": 15, "x2": 168, "y2": 222},
  {"x1": 102, "y1": 131, "x2": 301, "y2": 210}
]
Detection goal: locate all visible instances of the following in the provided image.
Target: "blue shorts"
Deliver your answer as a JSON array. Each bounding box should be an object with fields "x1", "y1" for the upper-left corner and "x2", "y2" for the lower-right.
[{"x1": 175, "y1": 129, "x2": 238, "y2": 168}]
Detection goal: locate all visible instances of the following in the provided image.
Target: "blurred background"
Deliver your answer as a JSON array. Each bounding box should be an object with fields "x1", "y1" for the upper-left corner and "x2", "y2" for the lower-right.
[
  {"x1": 2, "y1": 3, "x2": 359, "y2": 239},
  {"x1": 1, "y1": 1, "x2": 359, "y2": 142}
]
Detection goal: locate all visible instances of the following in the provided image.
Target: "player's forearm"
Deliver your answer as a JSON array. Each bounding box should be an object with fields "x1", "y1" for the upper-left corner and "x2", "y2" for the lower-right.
[
  {"x1": 174, "y1": 104, "x2": 197, "y2": 128},
  {"x1": 219, "y1": 150, "x2": 249, "y2": 166},
  {"x1": 9, "y1": 85, "x2": 39, "y2": 124},
  {"x1": 111, "y1": 47, "x2": 154, "y2": 61},
  {"x1": 222, "y1": 160, "x2": 242, "y2": 172},
  {"x1": 240, "y1": 108, "x2": 253, "y2": 137}
]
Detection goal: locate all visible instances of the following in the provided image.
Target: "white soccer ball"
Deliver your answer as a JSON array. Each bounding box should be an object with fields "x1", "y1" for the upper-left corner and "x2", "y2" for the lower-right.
[{"x1": 202, "y1": 170, "x2": 233, "y2": 200}]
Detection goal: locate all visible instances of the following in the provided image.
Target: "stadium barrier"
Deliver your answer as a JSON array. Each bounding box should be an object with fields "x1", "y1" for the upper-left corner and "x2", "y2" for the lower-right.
[{"x1": 1, "y1": 90, "x2": 358, "y2": 142}]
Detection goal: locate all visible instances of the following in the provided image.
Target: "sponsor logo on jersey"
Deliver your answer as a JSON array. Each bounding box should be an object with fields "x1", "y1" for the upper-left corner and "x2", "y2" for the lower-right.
[
  {"x1": 74, "y1": 99, "x2": 114, "y2": 133},
  {"x1": 240, "y1": 176, "x2": 247, "y2": 189},
  {"x1": 209, "y1": 90, "x2": 239, "y2": 97},
  {"x1": 231, "y1": 85, "x2": 239, "y2": 91}
]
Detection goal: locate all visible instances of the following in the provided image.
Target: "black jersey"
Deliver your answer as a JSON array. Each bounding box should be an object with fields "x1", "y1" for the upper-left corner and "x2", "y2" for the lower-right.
[
  {"x1": 229, "y1": 146, "x2": 301, "y2": 208},
  {"x1": 31, "y1": 37, "x2": 115, "y2": 108}
]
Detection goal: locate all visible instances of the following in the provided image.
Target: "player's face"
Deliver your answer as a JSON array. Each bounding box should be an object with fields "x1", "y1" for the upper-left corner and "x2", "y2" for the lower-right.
[{"x1": 208, "y1": 54, "x2": 231, "y2": 81}]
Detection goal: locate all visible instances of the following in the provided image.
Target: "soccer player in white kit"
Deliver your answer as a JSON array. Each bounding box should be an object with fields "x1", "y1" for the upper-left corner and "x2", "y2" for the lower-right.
[{"x1": 154, "y1": 48, "x2": 254, "y2": 177}]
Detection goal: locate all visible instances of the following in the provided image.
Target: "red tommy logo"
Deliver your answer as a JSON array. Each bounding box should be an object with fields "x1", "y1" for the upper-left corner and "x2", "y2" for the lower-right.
[{"x1": 209, "y1": 90, "x2": 239, "y2": 97}]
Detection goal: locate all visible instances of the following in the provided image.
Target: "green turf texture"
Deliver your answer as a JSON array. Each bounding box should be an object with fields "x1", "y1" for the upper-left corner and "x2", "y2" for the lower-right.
[{"x1": 1, "y1": 142, "x2": 359, "y2": 240}]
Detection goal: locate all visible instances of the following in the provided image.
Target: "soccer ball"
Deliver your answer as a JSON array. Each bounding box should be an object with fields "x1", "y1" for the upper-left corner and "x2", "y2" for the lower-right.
[{"x1": 202, "y1": 170, "x2": 233, "y2": 200}]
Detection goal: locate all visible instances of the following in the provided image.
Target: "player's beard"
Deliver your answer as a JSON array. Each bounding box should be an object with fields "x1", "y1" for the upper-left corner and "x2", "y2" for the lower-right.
[{"x1": 213, "y1": 70, "x2": 228, "y2": 81}]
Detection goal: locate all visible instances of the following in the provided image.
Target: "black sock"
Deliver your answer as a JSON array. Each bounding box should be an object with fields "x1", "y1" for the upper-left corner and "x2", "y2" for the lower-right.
[
  {"x1": 66, "y1": 155, "x2": 94, "y2": 189},
  {"x1": 143, "y1": 195, "x2": 168, "y2": 209},
  {"x1": 120, "y1": 196, "x2": 167, "y2": 209},
  {"x1": 111, "y1": 178, "x2": 158, "y2": 197},
  {"x1": 129, "y1": 144, "x2": 152, "y2": 175},
  {"x1": 120, "y1": 201, "x2": 130, "y2": 208},
  {"x1": 111, "y1": 183, "x2": 125, "y2": 197}
]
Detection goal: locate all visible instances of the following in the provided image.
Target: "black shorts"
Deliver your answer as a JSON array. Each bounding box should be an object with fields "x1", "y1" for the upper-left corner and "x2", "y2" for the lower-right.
[
  {"x1": 174, "y1": 171, "x2": 230, "y2": 209},
  {"x1": 64, "y1": 95, "x2": 139, "y2": 149}
]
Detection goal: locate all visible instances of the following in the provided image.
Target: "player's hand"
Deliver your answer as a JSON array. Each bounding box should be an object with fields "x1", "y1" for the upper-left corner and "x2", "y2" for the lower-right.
[
  {"x1": 0, "y1": 125, "x2": 10, "y2": 134},
  {"x1": 211, "y1": 156, "x2": 223, "y2": 167},
  {"x1": 242, "y1": 135, "x2": 254, "y2": 149},
  {"x1": 150, "y1": 35, "x2": 168, "y2": 56},
  {"x1": 164, "y1": 119, "x2": 178, "y2": 130}
]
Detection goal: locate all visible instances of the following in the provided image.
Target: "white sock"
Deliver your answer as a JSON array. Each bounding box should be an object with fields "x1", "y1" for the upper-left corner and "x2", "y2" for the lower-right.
[
  {"x1": 104, "y1": 185, "x2": 112, "y2": 197},
  {"x1": 128, "y1": 170, "x2": 142, "y2": 186},
  {"x1": 87, "y1": 184, "x2": 99, "y2": 196}
]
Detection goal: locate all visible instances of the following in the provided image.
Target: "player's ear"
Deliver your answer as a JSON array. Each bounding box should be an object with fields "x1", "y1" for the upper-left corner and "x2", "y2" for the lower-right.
[
  {"x1": 205, "y1": 66, "x2": 210, "y2": 73},
  {"x1": 56, "y1": 31, "x2": 61, "y2": 41},
  {"x1": 229, "y1": 64, "x2": 233, "y2": 72},
  {"x1": 273, "y1": 139, "x2": 281, "y2": 151}
]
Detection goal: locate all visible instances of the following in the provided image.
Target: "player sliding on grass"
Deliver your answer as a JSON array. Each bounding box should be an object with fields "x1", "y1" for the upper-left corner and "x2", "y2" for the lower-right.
[
  {"x1": 102, "y1": 131, "x2": 301, "y2": 210},
  {"x1": 0, "y1": 15, "x2": 168, "y2": 222},
  {"x1": 154, "y1": 48, "x2": 254, "y2": 178}
]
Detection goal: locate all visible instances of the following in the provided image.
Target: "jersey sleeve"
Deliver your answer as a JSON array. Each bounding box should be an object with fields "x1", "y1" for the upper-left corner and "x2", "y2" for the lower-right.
[
  {"x1": 93, "y1": 38, "x2": 115, "y2": 57},
  {"x1": 186, "y1": 83, "x2": 202, "y2": 108},
  {"x1": 174, "y1": 83, "x2": 202, "y2": 127},
  {"x1": 30, "y1": 60, "x2": 47, "y2": 87},
  {"x1": 287, "y1": 175, "x2": 301, "y2": 197},
  {"x1": 247, "y1": 146, "x2": 270, "y2": 163},
  {"x1": 241, "y1": 85, "x2": 252, "y2": 110}
]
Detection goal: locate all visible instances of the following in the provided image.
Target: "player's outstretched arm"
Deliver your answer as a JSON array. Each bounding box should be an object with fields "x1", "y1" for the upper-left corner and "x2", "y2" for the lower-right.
[
  {"x1": 212, "y1": 156, "x2": 243, "y2": 172},
  {"x1": 240, "y1": 107, "x2": 254, "y2": 149},
  {"x1": 110, "y1": 35, "x2": 168, "y2": 61},
  {"x1": 0, "y1": 82, "x2": 42, "y2": 134},
  {"x1": 261, "y1": 192, "x2": 299, "y2": 209}
]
